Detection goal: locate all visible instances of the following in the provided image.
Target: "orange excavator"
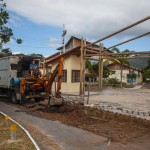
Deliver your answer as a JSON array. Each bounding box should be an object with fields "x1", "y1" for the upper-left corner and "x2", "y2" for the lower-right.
[{"x1": 9, "y1": 56, "x2": 64, "y2": 106}]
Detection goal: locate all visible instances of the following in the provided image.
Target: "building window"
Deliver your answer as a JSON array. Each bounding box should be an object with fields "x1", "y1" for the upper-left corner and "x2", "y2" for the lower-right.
[
  {"x1": 62, "y1": 70, "x2": 67, "y2": 82},
  {"x1": 72, "y1": 70, "x2": 80, "y2": 82}
]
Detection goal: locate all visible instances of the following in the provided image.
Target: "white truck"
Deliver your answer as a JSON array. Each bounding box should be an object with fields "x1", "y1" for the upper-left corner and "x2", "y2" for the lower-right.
[{"x1": 0, "y1": 56, "x2": 20, "y2": 102}]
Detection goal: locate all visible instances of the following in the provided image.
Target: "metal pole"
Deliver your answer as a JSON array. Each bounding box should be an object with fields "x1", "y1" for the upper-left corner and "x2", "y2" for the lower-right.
[{"x1": 85, "y1": 16, "x2": 150, "y2": 48}]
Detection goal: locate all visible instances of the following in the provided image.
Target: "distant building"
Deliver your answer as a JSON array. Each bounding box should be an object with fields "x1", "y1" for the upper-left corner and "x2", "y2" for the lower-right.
[{"x1": 106, "y1": 63, "x2": 143, "y2": 85}]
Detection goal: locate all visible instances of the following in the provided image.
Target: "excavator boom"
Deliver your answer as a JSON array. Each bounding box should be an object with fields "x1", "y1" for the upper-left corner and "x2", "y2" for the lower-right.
[{"x1": 46, "y1": 57, "x2": 64, "y2": 105}]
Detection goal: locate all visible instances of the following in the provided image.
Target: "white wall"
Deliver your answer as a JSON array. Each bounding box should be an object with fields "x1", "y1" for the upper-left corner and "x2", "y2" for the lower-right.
[{"x1": 50, "y1": 55, "x2": 81, "y2": 93}]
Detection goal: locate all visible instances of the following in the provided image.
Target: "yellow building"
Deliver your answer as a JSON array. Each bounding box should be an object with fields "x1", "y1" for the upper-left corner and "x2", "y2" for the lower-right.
[{"x1": 45, "y1": 36, "x2": 110, "y2": 93}]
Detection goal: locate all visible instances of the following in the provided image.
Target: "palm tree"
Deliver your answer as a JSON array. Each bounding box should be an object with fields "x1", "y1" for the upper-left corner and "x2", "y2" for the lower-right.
[{"x1": 110, "y1": 47, "x2": 131, "y2": 88}]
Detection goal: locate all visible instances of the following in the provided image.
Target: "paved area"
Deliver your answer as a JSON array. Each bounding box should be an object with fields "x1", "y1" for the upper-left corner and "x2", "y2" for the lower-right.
[{"x1": 88, "y1": 88, "x2": 150, "y2": 112}]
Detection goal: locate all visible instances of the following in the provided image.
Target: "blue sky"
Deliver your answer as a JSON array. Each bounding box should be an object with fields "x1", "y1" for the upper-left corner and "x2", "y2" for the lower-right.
[
  {"x1": 4, "y1": 0, "x2": 150, "y2": 57},
  {"x1": 6, "y1": 12, "x2": 63, "y2": 57}
]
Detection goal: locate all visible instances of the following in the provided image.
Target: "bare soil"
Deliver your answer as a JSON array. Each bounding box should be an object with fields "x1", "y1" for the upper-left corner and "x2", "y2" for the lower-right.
[
  {"x1": 23, "y1": 103, "x2": 150, "y2": 143},
  {"x1": 1, "y1": 96, "x2": 150, "y2": 144}
]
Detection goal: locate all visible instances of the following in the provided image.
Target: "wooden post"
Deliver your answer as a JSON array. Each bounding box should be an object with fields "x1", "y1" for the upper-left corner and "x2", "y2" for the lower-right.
[
  {"x1": 99, "y1": 43, "x2": 104, "y2": 92},
  {"x1": 54, "y1": 78, "x2": 56, "y2": 95},
  {"x1": 80, "y1": 39, "x2": 84, "y2": 95},
  {"x1": 83, "y1": 39, "x2": 86, "y2": 95},
  {"x1": 87, "y1": 77, "x2": 91, "y2": 104}
]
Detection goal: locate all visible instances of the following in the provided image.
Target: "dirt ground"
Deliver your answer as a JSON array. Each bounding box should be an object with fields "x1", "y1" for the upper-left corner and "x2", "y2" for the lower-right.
[
  {"x1": 0, "y1": 85, "x2": 150, "y2": 147},
  {"x1": 0, "y1": 113, "x2": 36, "y2": 150},
  {"x1": 17, "y1": 102, "x2": 150, "y2": 143}
]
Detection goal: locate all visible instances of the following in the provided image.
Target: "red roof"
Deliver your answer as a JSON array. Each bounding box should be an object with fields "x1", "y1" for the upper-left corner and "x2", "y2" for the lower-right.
[
  {"x1": 45, "y1": 46, "x2": 80, "y2": 64},
  {"x1": 106, "y1": 63, "x2": 143, "y2": 72}
]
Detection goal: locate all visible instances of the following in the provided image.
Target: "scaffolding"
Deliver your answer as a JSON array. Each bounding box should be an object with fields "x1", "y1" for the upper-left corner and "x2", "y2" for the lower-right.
[{"x1": 80, "y1": 16, "x2": 150, "y2": 95}]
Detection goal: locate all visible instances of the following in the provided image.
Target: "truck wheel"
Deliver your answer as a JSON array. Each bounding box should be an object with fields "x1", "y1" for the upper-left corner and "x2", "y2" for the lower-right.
[{"x1": 11, "y1": 91, "x2": 18, "y2": 104}]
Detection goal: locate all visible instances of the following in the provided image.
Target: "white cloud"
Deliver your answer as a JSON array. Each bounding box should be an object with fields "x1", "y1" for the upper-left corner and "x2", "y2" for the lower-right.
[
  {"x1": 6, "y1": 0, "x2": 150, "y2": 39},
  {"x1": 12, "y1": 51, "x2": 22, "y2": 54}
]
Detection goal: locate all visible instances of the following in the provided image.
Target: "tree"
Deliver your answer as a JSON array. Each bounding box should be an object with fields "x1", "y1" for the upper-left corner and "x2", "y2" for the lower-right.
[
  {"x1": 110, "y1": 47, "x2": 131, "y2": 88},
  {"x1": 85, "y1": 60, "x2": 115, "y2": 79},
  {"x1": 0, "y1": 48, "x2": 12, "y2": 57},
  {"x1": 0, "y1": 0, "x2": 22, "y2": 56},
  {"x1": 142, "y1": 57, "x2": 150, "y2": 82},
  {"x1": 85, "y1": 60, "x2": 92, "y2": 72},
  {"x1": 145, "y1": 57, "x2": 150, "y2": 69}
]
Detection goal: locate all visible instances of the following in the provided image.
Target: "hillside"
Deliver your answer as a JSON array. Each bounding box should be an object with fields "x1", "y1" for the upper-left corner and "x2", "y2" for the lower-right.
[{"x1": 129, "y1": 58, "x2": 149, "y2": 69}]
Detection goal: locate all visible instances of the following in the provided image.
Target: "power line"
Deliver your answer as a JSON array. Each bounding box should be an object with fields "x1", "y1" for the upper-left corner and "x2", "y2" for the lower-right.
[{"x1": 6, "y1": 44, "x2": 55, "y2": 49}]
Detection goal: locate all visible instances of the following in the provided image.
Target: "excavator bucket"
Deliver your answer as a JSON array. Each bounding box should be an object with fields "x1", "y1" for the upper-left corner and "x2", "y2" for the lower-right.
[{"x1": 49, "y1": 97, "x2": 63, "y2": 106}]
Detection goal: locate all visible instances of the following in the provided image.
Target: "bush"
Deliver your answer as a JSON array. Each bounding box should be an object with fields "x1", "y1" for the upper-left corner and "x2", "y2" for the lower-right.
[
  {"x1": 127, "y1": 73, "x2": 137, "y2": 80},
  {"x1": 143, "y1": 69, "x2": 150, "y2": 82},
  {"x1": 105, "y1": 78, "x2": 121, "y2": 87}
]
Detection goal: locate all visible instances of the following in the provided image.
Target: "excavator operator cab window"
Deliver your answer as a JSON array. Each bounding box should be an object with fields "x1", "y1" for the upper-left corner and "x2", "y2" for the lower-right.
[{"x1": 30, "y1": 59, "x2": 41, "y2": 78}]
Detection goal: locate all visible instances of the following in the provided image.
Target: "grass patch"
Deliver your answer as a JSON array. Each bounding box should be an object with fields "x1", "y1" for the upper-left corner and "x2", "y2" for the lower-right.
[{"x1": 0, "y1": 114, "x2": 36, "y2": 150}]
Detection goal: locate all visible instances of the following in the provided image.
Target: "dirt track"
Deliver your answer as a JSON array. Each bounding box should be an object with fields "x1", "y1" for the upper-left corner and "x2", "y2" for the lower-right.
[{"x1": 24, "y1": 103, "x2": 150, "y2": 143}]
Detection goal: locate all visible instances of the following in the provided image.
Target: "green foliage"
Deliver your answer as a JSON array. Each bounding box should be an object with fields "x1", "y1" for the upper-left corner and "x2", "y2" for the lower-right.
[
  {"x1": 92, "y1": 63, "x2": 98, "y2": 76},
  {"x1": 0, "y1": 48, "x2": 12, "y2": 57},
  {"x1": 13, "y1": 53, "x2": 25, "y2": 58},
  {"x1": 107, "y1": 78, "x2": 120, "y2": 85},
  {"x1": 110, "y1": 47, "x2": 131, "y2": 66},
  {"x1": 0, "y1": 0, "x2": 22, "y2": 48},
  {"x1": 143, "y1": 69, "x2": 150, "y2": 81},
  {"x1": 28, "y1": 53, "x2": 44, "y2": 58},
  {"x1": 127, "y1": 73, "x2": 137, "y2": 79},
  {"x1": 145, "y1": 57, "x2": 150, "y2": 69},
  {"x1": 85, "y1": 60, "x2": 92, "y2": 72},
  {"x1": 103, "y1": 65, "x2": 115, "y2": 78},
  {"x1": 85, "y1": 61, "x2": 115, "y2": 78}
]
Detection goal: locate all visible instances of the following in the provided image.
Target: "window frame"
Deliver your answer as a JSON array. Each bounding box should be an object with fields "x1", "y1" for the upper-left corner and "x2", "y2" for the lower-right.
[
  {"x1": 62, "y1": 70, "x2": 67, "y2": 82},
  {"x1": 72, "y1": 70, "x2": 80, "y2": 83}
]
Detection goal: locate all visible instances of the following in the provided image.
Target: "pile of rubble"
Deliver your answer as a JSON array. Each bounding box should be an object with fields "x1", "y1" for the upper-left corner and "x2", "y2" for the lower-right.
[{"x1": 86, "y1": 102, "x2": 150, "y2": 120}]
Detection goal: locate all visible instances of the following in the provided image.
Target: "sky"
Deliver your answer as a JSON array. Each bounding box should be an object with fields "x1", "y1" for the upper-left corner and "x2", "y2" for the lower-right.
[{"x1": 3, "y1": 0, "x2": 150, "y2": 57}]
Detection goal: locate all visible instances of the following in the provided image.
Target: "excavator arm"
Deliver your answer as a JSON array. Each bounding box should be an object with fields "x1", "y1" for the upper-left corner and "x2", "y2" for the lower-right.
[{"x1": 46, "y1": 57, "x2": 64, "y2": 105}]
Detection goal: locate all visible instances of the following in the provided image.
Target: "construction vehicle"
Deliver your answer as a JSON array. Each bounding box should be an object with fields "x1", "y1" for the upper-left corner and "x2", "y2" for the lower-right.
[{"x1": 0, "y1": 56, "x2": 64, "y2": 105}]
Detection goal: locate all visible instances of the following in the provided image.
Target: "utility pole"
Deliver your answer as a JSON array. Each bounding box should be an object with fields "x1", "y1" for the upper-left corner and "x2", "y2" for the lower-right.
[{"x1": 62, "y1": 24, "x2": 67, "y2": 54}]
